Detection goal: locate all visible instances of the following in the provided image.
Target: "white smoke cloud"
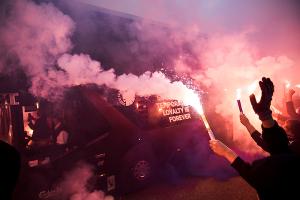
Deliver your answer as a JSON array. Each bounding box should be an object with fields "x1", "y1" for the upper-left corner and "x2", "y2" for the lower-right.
[
  {"x1": 58, "y1": 162, "x2": 114, "y2": 200},
  {"x1": 57, "y1": 53, "x2": 116, "y2": 87},
  {"x1": 0, "y1": 0, "x2": 75, "y2": 98},
  {"x1": 56, "y1": 53, "x2": 199, "y2": 105}
]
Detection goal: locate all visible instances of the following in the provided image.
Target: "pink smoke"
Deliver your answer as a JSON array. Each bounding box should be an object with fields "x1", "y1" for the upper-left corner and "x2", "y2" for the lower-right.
[
  {"x1": 58, "y1": 162, "x2": 114, "y2": 200},
  {"x1": 171, "y1": 30, "x2": 299, "y2": 156},
  {"x1": 114, "y1": 0, "x2": 300, "y2": 155},
  {"x1": 125, "y1": 17, "x2": 299, "y2": 156},
  {"x1": 1, "y1": 0, "x2": 202, "y2": 104},
  {"x1": 0, "y1": 0, "x2": 75, "y2": 98},
  {"x1": 2, "y1": 0, "x2": 300, "y2": 158}
]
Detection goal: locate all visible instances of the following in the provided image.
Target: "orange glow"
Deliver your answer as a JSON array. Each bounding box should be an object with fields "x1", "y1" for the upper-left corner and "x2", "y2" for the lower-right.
[{"x1": 25, "y1": 126, "x2": 33, "y2": 137}]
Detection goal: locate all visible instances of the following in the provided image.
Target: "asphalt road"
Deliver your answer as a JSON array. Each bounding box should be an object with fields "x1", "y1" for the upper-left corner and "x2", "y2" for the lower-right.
[{"x1": 121, "y1": 176, "x2": 258, "y2": 200}]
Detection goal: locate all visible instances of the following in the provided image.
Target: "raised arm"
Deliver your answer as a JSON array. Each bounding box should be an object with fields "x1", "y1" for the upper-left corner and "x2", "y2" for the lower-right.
[
  {"x1": 209, "y1": 139, "x2": 256, "y2": 187},
  {"x1": 239, "y1": 113, "x2": 257, "y2": 134},
  {"x1": 240, "y1": 113, "x2": 270, "y2": 152},
  {"x1": 249, "y1": 77, "x2": 289, "y2": 154},
  {"x1": 286, "y1": 89, "x2": 300, "y2": 120}
]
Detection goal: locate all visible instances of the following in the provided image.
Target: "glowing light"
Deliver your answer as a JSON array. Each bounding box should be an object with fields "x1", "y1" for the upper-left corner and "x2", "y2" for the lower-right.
[
  {"x1": 248, "y1": 80, "x2": 258, "y2": 95},
  {"x1": 36, "y1": 102, "x2": 39, "y2": 109},
  {"x1": 27, "y1": 129, "x2": 33, "y2": 137},
  {"x1": 4, "y1": 100, "x2": 9, "y2": 109},
  {"x1": 8, "y1": 125, "x2": 12, "y2": 137},
  {"x1": 182, "y1": 90, "x2": 203, "y2": 114},
  {"x1": 295, "y1": 84, "x2": 300, "y2": 88},
  {"x1": 236, "y1": 88, "x2": 241, "y2": 100},
  {"x1": 182, "y1": 90, "x2": 215, "y2": 140},
  {"x1": 285, "y1": 80, "x2": 291, "y2": 88}
]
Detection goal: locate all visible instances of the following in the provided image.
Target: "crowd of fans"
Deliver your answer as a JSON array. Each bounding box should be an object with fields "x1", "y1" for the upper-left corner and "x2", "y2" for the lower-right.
[{"x1": 210, "y1": 77, "x2": 300, "y2": 200}]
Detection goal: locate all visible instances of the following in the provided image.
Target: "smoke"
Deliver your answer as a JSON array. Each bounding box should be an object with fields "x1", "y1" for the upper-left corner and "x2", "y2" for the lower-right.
[
  {"x1": 1, "y1": 0, "x2": 300, "y2": 180},
  {"x1": 58, "y1": 162, "x2": 114, "y2": 200},
  {"x1": 97, "y1": 0, "x2": 300, "y2": 156},
  {"x1": 0, "y1": 0, "x2": 202, "y2": 102},
  {"x1": 0, "y1": 0, "x2": 75, "y2": 97},
  {"x1": 83, "y1": 0, "x2": 300, "y2": 60},
  {"x1": 170, "y1": 28, "x2": 299, "y2": 156},
  {"x1": 0, "y1": 0, "x2": 229, "y2": 182},
  {"x1": 56, "y1": 53, "x2": 187, "y2": 99}
]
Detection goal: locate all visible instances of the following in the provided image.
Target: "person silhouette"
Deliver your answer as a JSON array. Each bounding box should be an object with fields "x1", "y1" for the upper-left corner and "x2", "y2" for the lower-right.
[
  {"x1": 0, "y1": 140, "x2": 21, "y2": 200},
  {"x1": 210, "y1": 77, "x2": 300, "y2": 200}
]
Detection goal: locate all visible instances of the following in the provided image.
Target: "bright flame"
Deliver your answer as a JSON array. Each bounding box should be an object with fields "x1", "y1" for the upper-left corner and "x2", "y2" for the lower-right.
[
  {"x1": 26, "y1": 128, "x2": 33, "y2": 137},
  {"x1": 285, "y1": 80, "x2": 291, "y2": 88},
  {"x1": 182, "y1": 90, "x2": 215, "y2": 140},
  {"x1": 36, "y1": 102, "x2": 39, "y2": 109},
  {"x1": 236, "y1": 88, "x2": 241, "y2": 100},
  {"x1": 182, "y1": 90, "x2": 204, "y2": 115}
]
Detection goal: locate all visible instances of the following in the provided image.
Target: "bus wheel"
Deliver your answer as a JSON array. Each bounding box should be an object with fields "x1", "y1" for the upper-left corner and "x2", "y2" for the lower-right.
[{"x1": 118, "y1": 142, "x2": 158, "y2": 193}]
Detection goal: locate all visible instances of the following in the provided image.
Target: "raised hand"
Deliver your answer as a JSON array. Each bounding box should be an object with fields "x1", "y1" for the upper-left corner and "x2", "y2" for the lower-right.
[
  {"x1": 287, "y1": 89, "x2": 295, "y2": 102},
  {"x1": 249, "y1": 77, "x2": 274, "y2": 120}
]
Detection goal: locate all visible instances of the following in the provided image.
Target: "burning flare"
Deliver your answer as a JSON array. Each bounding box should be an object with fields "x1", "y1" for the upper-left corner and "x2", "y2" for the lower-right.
[
  {"x1": 182, "y1": 90, "x2": 215, "y2": 140},
  {"x1": 285, "y1": 80, "x2": 291, "y2": 88}
]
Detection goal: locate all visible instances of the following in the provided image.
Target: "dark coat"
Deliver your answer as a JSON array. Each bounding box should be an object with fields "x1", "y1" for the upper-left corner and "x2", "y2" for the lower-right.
[
  {"x1": 232, "y1": 154, "x2": 300, "y2": 200},
  {"x1": 233, "y1": 122, "x2": 300, "y2": 199},
  {"x1": 251, "y1": 122, "x2": 290, "y2": 155},
  {"x1": 0, "y1": 140, "x2": 21, "y2": 200}
]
